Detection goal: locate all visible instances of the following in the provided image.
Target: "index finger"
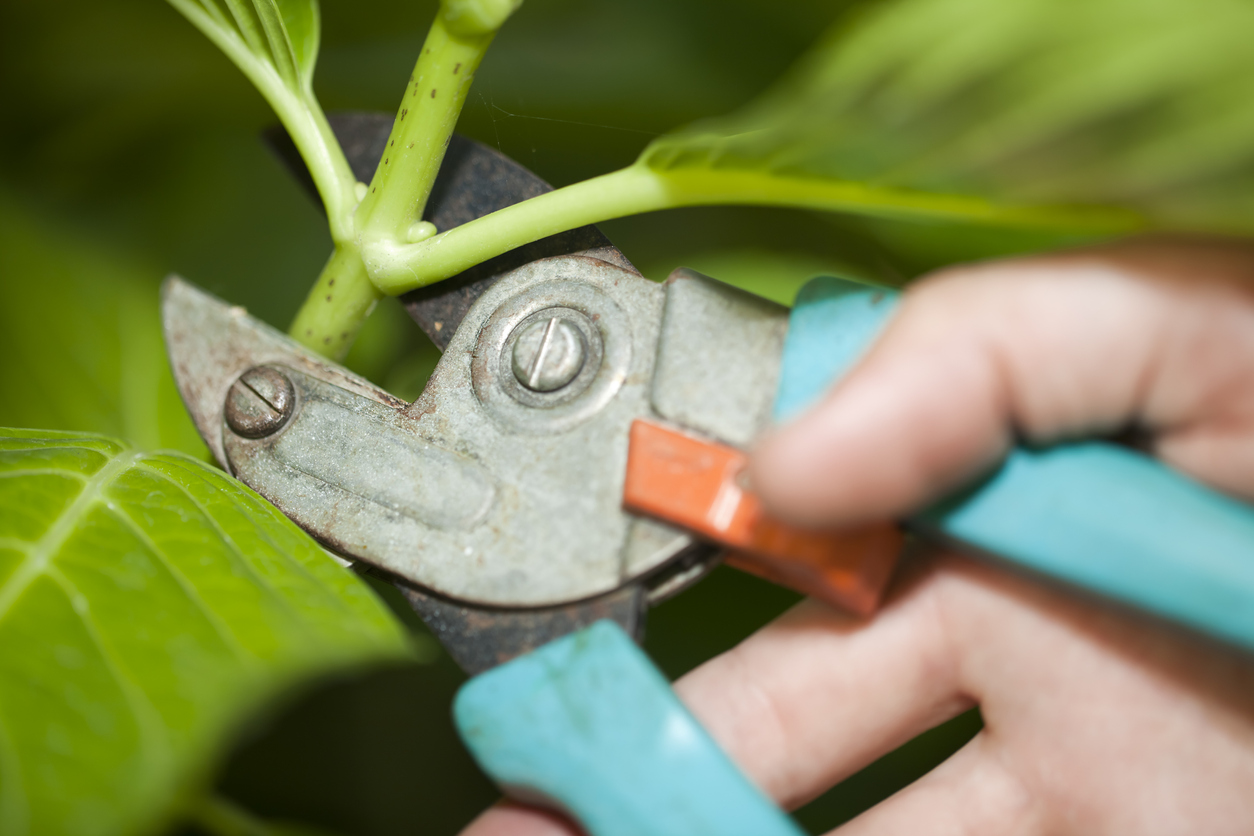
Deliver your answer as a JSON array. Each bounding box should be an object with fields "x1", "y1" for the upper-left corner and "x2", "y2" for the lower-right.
[{"x1": 750, "y1": 237, "x2": 1254, "y2": 528}]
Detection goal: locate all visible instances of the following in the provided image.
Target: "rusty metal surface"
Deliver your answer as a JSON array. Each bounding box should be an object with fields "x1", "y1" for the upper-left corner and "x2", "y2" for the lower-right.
[
  {"x1": 395, "y1": 579, "x2": 645, "y2": 675},
  {"x1": 161, "y1": 277, "x2": 403, "y2": 468},
  {"x1": 265, "y1": 112, "x2": 637, "y2": 349},
  {"x1": 651, "y1": 269, "x2": 789, "y2": 448},
  {"x1": 178, "y1": 123, "x2": 746, "y2": 670},
  {"x1": 225, "y1": 364, "x2": 496, "y2": 542},
  {"x1": 224, "y1": 366, "x2": 296, "y2": 438},
  {"x1": 169, "y1": 258, "x2": 706, "y2": 608}
]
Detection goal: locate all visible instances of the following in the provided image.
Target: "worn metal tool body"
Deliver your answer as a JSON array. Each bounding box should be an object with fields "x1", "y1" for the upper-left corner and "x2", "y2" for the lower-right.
[
  {"x1": 166, "y1": 116, "x2": 1254, "y2": 836},
  {"x1": 167, "y1": 117, "x2": 826, "y2": 834}
]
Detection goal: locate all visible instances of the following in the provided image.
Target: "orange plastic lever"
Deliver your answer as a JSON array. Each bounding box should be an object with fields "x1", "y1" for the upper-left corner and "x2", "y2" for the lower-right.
[{"x1": 623, "y1": 419, "x2": 903, "y2": 616}]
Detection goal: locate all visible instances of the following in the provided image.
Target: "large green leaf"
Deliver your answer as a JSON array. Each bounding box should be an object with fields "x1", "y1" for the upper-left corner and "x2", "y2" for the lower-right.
[
  {"x1": 639, "y1": 0, "x2": 1254, "y2": 233},
  {"x1": 0, "y1": 428, "x2": 413, "y2": 836}
]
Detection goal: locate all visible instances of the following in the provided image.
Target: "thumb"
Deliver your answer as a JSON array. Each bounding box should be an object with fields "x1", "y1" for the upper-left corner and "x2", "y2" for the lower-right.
[{"x1": 750, "y1": 237, "x2": 1254, "y2": 528}]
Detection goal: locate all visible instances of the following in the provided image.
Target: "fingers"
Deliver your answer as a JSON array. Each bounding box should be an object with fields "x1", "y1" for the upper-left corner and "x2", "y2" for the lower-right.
[
  {"x1": 459, "y1": 549, "x2": 973, "y2": 836},
  {"x1": 828, "y1": 735, "x2": 1041, "y2": 836},
  {"x1": 459, "y1": 801, "x2": 582, "y2": 836},
  {"x1": 671, "y1": 551, "x2": 971, "y2": 810},
  {"x1": 751, "y1": 237, "x2": 1254, "y2": 527},
  {"x1": 838, "y1": 547, "x2": 1254, "y2": 836}
]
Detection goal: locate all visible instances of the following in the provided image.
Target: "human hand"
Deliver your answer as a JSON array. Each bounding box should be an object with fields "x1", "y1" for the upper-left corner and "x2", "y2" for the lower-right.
[{"x1": 460, "y1": 238, "x2": 1254, "y2": 835}]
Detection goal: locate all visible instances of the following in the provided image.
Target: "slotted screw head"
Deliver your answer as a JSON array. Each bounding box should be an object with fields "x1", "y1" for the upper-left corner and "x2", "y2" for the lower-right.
[
  {"x1": 511, "y1": 317, "x2": 586, "y2": 392},
  {"x1": 225, "y1": 366, "x2": 295, "y2": 438}
]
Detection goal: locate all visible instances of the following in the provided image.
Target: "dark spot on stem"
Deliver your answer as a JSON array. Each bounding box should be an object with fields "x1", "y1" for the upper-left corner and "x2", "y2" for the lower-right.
[
  {"x1": 326, "y1": 295, "x2": 332, "y2": 302},
  {"x1": 323, "y1": 336, "x2": 331, "y2": 345},
  {"x1": 340, "y1": 332, "x2": 348, "y2": 339},
  {"x1": 453, "y1": 63, "x2": 461, "y2": 74},
  {"x1": 401, "y1": 108, "x2": 408, "y2": 120},
  {"x1": 385, "y1": 157, "x2": 389, "y2": 165},
  {"x1": 430, "y1": 88, "x2": 437, "y2": 98},
  {"x1": 328, "y1": 279, "x2": 335, "y2": 286},
  {"x1": 305, "y1": 329, "x2": 312, "y2": 336},
  {"x1": 407, "y1": 142, "x2": 414, "y2": 148}
]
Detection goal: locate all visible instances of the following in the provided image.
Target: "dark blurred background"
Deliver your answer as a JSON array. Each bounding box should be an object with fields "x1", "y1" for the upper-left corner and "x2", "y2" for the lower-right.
[{"x1": 0, "y1": 1, "x2": 1032, "y2": 832}]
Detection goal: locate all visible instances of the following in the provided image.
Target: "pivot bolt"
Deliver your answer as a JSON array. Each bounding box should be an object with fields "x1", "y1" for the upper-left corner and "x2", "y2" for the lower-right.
[
  {"x1": 225, "y1": 366, "x2": 295, "y2": 438},
  {"x1": 511, "y1": 317, "x2": 586, "y2": 392}
]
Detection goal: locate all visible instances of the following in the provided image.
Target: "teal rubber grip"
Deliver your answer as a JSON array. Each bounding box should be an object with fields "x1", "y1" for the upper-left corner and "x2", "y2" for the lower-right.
[
  {"x1": 777, "y1": 276, "x2": 1254, "y2": 652},
  {"x1": 455, "y1": 621, "x2": 803, "y2": 836}
]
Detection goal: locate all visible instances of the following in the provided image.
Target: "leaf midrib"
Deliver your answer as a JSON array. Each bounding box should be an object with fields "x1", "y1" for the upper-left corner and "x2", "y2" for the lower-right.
[{"x1": 0, "y1": 450, "x2": 140, "y2": 622}]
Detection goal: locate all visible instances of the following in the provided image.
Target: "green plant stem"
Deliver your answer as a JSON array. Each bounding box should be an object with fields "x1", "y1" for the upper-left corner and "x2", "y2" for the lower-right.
[
  {"x1": 290, "y1": 244, "x2": 377, "y2": 360},
  {"x1": 363, "y1": 163, "x2": 1148, "y2": 294},
  {"x1": 355, "y1": 13, "x2": 494, "y2": 241},
  {"x1": 168, "y1": 0, "x2": 357, "y2": 242},
  {"x1": 289, "y1": 9, "x2": 496, "y2": 355}
]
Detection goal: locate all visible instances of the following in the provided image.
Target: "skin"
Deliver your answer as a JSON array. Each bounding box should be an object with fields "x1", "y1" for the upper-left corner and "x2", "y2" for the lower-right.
[{"x1": 460, "y1": 238, "x2": 1254, "y2": 835}]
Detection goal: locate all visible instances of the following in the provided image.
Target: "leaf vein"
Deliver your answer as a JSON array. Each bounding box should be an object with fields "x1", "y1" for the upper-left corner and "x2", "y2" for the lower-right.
[
  {"x1": 46, "y1": 567, "x2": 173, "y2": 787},
  {"x1": 103, "y1": 505, "x2": 260, "y2": 672},
  {"x1": 132, "y1": 460, "x2": 332, "y2": 629},
  {"x1": 0, "y1": 451, "x2": 141, "y2": 624}
]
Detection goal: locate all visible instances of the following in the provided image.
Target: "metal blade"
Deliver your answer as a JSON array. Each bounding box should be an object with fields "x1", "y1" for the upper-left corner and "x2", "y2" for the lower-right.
[
  {"x1": 161, "y1": 276, "x2": 400, "y2": 469},
  {"x1": 168, "y1": 120, "x2": 662, "y2": 674},
  {"x1": 265, "y1": 112, "x2": 637, "y2": 350},
  {"x1": 160, "y1": 274, "x2": 675, "y2": 672}
]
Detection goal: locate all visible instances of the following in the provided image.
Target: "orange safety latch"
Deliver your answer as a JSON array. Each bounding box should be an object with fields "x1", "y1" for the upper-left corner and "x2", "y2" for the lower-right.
[{"x1": 623, "y1": 418, "x2": 903, "y2": 616}]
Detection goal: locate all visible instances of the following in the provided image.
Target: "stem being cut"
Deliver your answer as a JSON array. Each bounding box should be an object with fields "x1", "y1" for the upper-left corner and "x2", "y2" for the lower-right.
[
  {"x1": 290, "y1": 6, "x2": 500, "y2": 358},
  {"x1": 289, "y1": 243, "x2": 378, "y2": 358},
  {"x1": 363, "y1": 163, "x2": 1148, "y2": 294}
]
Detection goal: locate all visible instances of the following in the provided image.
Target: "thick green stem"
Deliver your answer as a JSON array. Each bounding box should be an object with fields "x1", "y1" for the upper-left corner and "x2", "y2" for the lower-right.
[
  {"x1": 288, "y1": 6, "x2": 500, "y2": 356},
  {"x1": 363, "y1": 164, "x2": 1148, "y2": 294},
  {"x1": 363, "y1": 166, "x2": 668, "y2": 292},
  {"x1": 353, "y1": 14, "x2": 494, "y2": 245},
  {"x1": 290, "y1": 244, "x2": 379, "y2": 360}
]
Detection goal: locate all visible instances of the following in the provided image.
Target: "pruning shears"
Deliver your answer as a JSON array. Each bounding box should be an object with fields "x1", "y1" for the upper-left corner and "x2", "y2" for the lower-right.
[{"x1": 163, "y1": 115, "x2": 1254, "y2": 836}]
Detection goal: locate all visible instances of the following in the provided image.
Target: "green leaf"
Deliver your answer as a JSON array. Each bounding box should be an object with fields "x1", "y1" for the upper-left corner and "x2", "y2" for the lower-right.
[
  {"x1": 0, "y1": 428, "x2": 413, "y2": 836},
  {"x1": 0, "y1": 195, "x2": 204, "y2": 458},
  {"x1": 164, "y1": 0, "x2": 356, "y2": 241},
  {"x1": 170, "y1": 0, "x2": 319, "y2": 91},
  {"x1": 276, "y1": 0, "x2": 319, "y2": 82},
  {"x1": 640, "y1": 0, "x2": 1254, "y2": 233}
]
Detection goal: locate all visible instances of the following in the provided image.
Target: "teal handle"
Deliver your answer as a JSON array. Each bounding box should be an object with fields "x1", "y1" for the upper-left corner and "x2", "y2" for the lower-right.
[
  {"x1": 778, "y1": 276, "x2": 1254, "y2": 651},
  {"x1": 455, "y1": 621, "x2": 803, "y2": 836}
]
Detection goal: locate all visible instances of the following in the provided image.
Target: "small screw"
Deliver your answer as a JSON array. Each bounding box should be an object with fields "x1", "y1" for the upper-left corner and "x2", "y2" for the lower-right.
[
  {"x1": 511, "y1": 317, "x2": 586, "y2": 392},
  {"x1": 225, "y1": 366, "x2": 295, "y2": 438}
]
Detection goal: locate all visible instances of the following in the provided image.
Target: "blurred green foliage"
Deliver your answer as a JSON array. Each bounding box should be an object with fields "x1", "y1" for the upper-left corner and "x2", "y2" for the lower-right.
[
  {"x1": 7, "y1": 0, "x2": 1151, "y2": 832},
  {"x1": 646, "y1": 0, "x2": 1254, "y2": 232}
]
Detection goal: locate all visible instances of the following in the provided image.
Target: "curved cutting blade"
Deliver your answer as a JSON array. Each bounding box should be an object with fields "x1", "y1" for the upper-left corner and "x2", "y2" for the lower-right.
[{"x1": 160, "y1": 277, "x2": 400, "y2": 468}]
